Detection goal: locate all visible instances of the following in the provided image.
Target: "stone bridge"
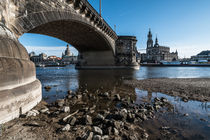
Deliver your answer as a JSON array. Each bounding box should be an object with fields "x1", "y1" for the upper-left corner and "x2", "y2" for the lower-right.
[{"x1": 0, "y1": 0, "x2": 117, "y2": 124}]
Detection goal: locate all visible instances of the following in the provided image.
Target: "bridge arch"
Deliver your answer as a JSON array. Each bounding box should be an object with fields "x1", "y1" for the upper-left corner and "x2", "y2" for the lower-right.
[
  {"x1": 12, "y1": 10, "x2": 115, "y2": 53},
  {"x1": 0, "y1": 0, "x2": 117, "y2": 124}
]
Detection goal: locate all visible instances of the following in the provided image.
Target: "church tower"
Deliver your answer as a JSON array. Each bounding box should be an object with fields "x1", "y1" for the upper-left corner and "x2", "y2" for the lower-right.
[
  {"x1": 65, "y1": 44, "x2": 71, "y2": 56},
  {"x1": 154, "y1": 36, "x2": 159, "y2": 47},
  {"x1": 147, "y1": 29, "x2": 153, "y2": 48}
]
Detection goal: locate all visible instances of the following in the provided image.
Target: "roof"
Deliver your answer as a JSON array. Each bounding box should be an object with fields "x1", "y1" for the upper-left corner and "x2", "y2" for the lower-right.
[
  {"x1": 198, "y1": 50, "x2": 210, "y2": 55},
  {"x1": 117, "y1": 36, "x2": 137, "y2": 41}
]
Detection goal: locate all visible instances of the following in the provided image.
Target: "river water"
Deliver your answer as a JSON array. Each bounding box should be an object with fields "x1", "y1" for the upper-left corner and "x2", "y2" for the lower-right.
[{"x1": 36, "y1": 66, "x2": 210, "y2": 140}]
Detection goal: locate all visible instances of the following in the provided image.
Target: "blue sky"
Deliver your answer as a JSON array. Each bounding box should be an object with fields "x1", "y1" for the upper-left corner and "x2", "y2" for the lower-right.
[{"x1": 19, "y1": 0, "x2": 210, "y2": 58}]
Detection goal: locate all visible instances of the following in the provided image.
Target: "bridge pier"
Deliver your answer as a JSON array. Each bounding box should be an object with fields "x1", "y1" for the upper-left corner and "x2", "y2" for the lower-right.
[
  {"x1": 0, "y1": 24, "x2": 42, "y2": 124},
  {"x1": 76, "y1": 51, "x2": 116, "y2": 69}
]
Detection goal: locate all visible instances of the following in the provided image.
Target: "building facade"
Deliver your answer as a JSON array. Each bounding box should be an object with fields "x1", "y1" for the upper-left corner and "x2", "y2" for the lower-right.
[
  {"x1": 115, "y1": 36, "x2": 140, "y2": 66},
  {"x1": 29, "y1": 52, "x2": 47, "y2": 63},
  {"x1": 191, "y1": 50, "x2": 210, "y2": 62},
  {"x1": 141, "y1": 29, "x2": 178, "y2": 63},
  {"x1": 62, "y1": 44, "x2": 78, "y2": 64}
]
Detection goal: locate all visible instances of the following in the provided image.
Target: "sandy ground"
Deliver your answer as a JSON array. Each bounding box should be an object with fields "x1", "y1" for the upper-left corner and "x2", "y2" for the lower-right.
[{"x1": 124, "y1": 78, "x2": 210, "y2": 102}]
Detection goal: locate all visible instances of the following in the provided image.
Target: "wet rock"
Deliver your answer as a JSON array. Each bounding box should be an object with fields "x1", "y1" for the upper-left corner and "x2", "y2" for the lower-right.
[
  {"x1": 154, "y1": 104, "x2": 161, "y2": 110},
  {"x1": 62, "y1": 124, "x2": 70, "y2": 131},
  {"x1": 200, "y1": 118, "x2": 207, "y2": 122},
  {"x1": 184, "y1": 113, "x2": 189, "y2": 117},
  {"x1": 62, "y1": 106, "x2": 70, "y2": 113},
  {"x1": 93, "y1": 126, "x2": 103, "y2": 135},
  {"x1": 146, "y1": 105, "x2": 154, "y2": 111},
  {"x1": 154, "y1": 97, "x2": 160, "y2": 102},
  {"x1": 182, "y1": 97, "x2": 189, "y2": 102},
  {"x1": 44, "y1": 86, "x2": 51, "y2": 91},
  {"x1": 93, "y1": 135, "x2": 102, "y2": 140},
  {"x1": 68, "y1": 90, "x2": 73, "y2": 94},
  {"x1": 56, "y1": 99, "x2": 65, "y2": 107},
  {"x1": 114, "y1": 94, "x2": 121, "y2": 101},
  {"x1": 161, "y1": 97, "x2": 168, "y2": 103}
]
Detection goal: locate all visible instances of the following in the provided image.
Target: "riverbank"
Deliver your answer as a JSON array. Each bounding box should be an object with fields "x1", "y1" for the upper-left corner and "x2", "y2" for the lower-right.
[
  {"x1": 124, "y1": 78, "x2": 210, "y2": 102},
  {"x1": 1, "y1": 89, "x2": 175, "y2": 140}
]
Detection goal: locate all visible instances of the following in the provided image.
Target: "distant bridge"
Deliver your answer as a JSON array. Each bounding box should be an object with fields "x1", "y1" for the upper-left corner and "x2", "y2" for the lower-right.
[{"x1": 0, "y1": 0, "x2": 117, "y2": 124}]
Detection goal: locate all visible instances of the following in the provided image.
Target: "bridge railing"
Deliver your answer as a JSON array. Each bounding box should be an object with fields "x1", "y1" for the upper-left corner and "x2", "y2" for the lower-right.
[{"x1": 79, "y1": 0, "x2": 118, "y2": 40}]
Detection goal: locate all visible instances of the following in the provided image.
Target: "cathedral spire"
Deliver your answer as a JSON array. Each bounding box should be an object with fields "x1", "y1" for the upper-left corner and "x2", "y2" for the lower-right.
[
  {"x1": 147, "y1": 28, "x2": 153, "y2": 48},
  {"x1": 155, "y1": 36, "x2": 158, "y2": 44},
  {"x1": 154, "y1": 35, "x2": 159, "y2": 47}
]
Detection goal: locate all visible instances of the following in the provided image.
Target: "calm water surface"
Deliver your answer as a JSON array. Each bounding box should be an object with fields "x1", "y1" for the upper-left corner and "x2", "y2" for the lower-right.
[{"x1": 36, "y1": 66, "x2": 210, "y2": 139}]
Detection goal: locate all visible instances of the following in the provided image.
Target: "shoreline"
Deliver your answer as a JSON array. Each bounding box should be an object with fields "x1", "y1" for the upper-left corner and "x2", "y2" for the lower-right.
[{"x1": 124, "y1": 78, "x2": 210, "y2": 102}]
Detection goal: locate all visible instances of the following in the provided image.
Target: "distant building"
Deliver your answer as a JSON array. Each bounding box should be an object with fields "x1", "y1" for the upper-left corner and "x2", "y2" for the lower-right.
[
  {"x1": 141, "y1": 29, "x2": 178, "y2": 63},
  {"x1": 62, "y1": 44, "x2": 78, "y2": 64},
  {"x1": 191, "y1": 50, "x2": 210, "y2": 62},
  {"x1": 30, "y1": 52, "x2": 47, "y2": 63},
  {"x1": 48, "y1": 56, "x2": 58, "y2": 61},
  {"x1": 115, "y1": 36, "x2": 140, "y2": 66}
]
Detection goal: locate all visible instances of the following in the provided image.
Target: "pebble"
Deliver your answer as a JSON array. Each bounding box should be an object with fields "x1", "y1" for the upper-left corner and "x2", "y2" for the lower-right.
[
  {"x1": 93, "y1": 135, "x2": 102, "y2": 140},
  {"x1": 86, "y1": 132, "x2": 93, "y2": 140},
  {"x1": 62, "y1": 124, "x2": 70, "y2": 131},
  {"x1": 113, "y1": 128, "x2": 119, "y2": 135},
  {"x1": 26, "y1": 110, "x2": 39, "y2": 117},
  {"x1": 93, "y1": 126, "x2": 103, "y2": 135},
  {"x1": 56, "y1": 99, "x2": 65, "y2": 107},
  {"x1": 62, "y1": 106, "x2": 70, "y2": 113},
  {"x1": 40, "y1": 108, "x2": 49, "y2": 113},
  {"x1": 101, "y1": 135, "x2": 109, "y2": 140},
  {"x1": 114, "y1": 94, "x2": 121, "y2": 101},
  {"x1": 96, "y1": 114, "x2": 105, "y2": 121},
  {"x1": 184, "y1": 113, "x2": 189, "y2": 117},
  {"x1": 85, "y1": 115, "x2": 93, "y2": 125}
]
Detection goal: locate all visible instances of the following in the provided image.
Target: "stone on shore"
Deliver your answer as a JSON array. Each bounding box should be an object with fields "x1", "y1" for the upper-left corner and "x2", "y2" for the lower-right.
[
  {"x1": 62, "y1": 106, "x2": 70, "y2": 113},
  {"x1": 114, "y1": 94, "x2": 121, "y2": 101},
  {"x1": 93, "y1": 135, "x2": 102, "y2": 140},
  {"x1": 93, "y1": 126, "x2": 103, "y2": 135},
  {"x1": 62, "y1": 124, "x2": 71, "y2": 131}
]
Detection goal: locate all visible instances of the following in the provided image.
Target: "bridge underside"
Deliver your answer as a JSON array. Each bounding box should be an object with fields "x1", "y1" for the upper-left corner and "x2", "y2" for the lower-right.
[
  {"x1": 28, "y1": 20, "x2": 116, "y2": 67},
  {"x1": 0, "y1": 0, "x2": 118, "y2": 124},
  {"x1": 0, "y1": 18, "x2": 115, "y2": 124}
]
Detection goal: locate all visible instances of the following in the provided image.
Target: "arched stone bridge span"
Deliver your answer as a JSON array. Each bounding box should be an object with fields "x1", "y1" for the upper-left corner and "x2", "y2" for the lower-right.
[{"x1": 0, "y1": 0, "x2": 117, "y2": 124}]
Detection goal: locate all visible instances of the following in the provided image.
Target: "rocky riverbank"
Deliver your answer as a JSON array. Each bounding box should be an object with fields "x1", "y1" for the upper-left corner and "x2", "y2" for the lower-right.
[
  {"x1": 0, "y1": 88, "x2": 174, "y2": 140},
  {"x1": 124, "y1": 78, "x2": 210, "y2": 102}
]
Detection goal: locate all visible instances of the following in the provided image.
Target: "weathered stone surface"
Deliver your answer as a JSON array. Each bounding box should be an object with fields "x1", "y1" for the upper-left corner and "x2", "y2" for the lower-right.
[{"x1": 0, "y1": 0, "x2": 118, "y2": 124}]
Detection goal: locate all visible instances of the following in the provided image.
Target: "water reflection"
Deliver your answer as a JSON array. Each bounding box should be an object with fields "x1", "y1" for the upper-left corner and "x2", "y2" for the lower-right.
[
  {"x1": 78, "y1": 69, "x2": 136, "y2": 90},
  {"x1": 135, "y1": 89, "x2": 210, "y2": 139}
]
